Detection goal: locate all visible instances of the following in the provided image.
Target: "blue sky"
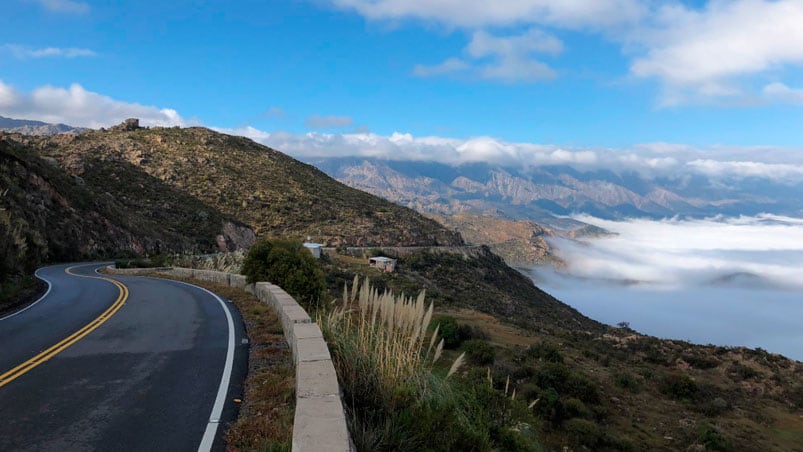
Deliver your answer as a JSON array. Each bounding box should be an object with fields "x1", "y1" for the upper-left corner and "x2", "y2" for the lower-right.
[{"x1": 2, "y1": 0, "x2": 803, "y2": 164}]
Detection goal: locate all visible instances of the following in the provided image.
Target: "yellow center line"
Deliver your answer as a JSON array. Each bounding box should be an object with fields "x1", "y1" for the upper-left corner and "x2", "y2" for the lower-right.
[{"x1": 0, "y1": 265, "x2": 129, "y2": 388}]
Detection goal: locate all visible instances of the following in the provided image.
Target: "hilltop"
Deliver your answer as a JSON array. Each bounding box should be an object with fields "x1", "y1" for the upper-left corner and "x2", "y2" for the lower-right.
[{"x1": 0, "y1": 121, "x2": 460, "y2": 285}]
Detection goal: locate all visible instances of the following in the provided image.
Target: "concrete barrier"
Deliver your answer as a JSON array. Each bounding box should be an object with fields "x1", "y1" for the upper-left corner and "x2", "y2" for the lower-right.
[{"x1": 106, "y1": 265, "x2": 352, "y2": 452}]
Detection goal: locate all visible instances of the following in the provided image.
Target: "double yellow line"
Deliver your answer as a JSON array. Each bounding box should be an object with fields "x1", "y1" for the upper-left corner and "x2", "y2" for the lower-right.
[{"x1": 0, "y1": 266, "x2": 129, "y2": 389}]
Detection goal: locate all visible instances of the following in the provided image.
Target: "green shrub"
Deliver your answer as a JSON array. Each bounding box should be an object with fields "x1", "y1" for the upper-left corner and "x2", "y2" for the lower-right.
[
  {"x1": 241, "y1": 238, "x2": 326, "y2": 309},
  {"x1": 534, "y1": 363, "x2": 600, "y2": 405},
  {"x1": 534, "y1": 363, "x2": 570, "y2": 391},
  {"x1": 565, "y1": 418, "x2": 602, "y2": 448},
  {"x1": 0, "y1": 274, "x2": 36, "y2": 307},
  {"x1": 726, "y1": 362, "x2": 760, "y2": 381},
  {"x1": 697, "y1": 422, "x2": 731, "y2": 451},
  {"x1": 682, "y1": 353, "x2": 720, "y2": 370},
  {"x1": 787, "y1": 383, "x2": 803, "y2": 409},
  {"x1": 613, "y1": 371, "x2": 641, "y2": 393},
  {"x1": 430, "y1": 316, "x2": 486, "y2": 349},
  {"x1": 661, "y1": 373, "x2": 698, "y2": 400},
  {"x1": 527, "y1": 342, "x2": 564, "y2": 363},
  {"x1": 434, "y1": 315, "x2": 464, "y2": 348},
  {"x1": 563, "y1": 398, "x2": 591, "y2": 419},
  {"x1": 533, "y1": 387, "x2": 564, "y2": 425},
  {"x1": 464, "y1": 339, "x2": 496, "y2": 366}
]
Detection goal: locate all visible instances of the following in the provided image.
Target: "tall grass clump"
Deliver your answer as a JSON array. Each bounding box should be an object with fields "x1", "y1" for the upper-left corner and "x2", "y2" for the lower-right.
[
  {"x1": 322, "y1": 276, "x2": 461, "y2": 402},
  {"x1": 320, "y1": 277, "x2": 541, "y2": 451}
]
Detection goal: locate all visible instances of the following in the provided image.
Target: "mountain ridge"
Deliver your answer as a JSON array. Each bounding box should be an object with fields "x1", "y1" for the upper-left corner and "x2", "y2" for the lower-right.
[{"x1": 0, "y1": 115, "x2": 86, "y2": 136}]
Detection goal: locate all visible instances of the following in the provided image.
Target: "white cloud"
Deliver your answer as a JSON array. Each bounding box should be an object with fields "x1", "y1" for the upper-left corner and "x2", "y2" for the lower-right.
[
  {"x1": 629, "y1": 1, "x2": 803, "y2": 102},
  {"x1": 762, "y1": 82, "x2": 803, "y2": 105},
  {"x1": 687, "y1": 159, "x2": 803, "y2": 181},
  {"x1": 467, "y1": 29, "x2": 561, "y2": 82},
  {"x1": 415, "y1": 29, "x2": 561, "y2": 83},
  {"x1": 413, "y1": 57, "x2": 469, "y2": 77},
  {"x1": 0, "y1": 81, "x2": 187, "y2": 128},
  {"x1": 3, "y1": 44, "x2": 97, "y2": 59},
  {"x1": 305, "y1": 115, "x2": 355, "y2": 129},
  {"x1": 331, "y1": 0, "x2": 646, "y2": 30},
  {"x1": 32, "y1": 0, "x2": 89, "y2": 14}
]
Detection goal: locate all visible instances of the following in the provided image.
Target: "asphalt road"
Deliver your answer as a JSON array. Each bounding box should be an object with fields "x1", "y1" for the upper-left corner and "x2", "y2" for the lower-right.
[{"x1": 0, "y1": 263, "x2": 248, "y2": 451}]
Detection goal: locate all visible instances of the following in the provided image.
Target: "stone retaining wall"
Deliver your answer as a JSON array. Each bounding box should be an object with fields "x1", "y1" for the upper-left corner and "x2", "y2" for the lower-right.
[
  {"x1": 106, "y1": 266, "x2": 351, "y2": 452},
  {"x1": 322, "y1": 245, "x2": 485, "y2": 258}
]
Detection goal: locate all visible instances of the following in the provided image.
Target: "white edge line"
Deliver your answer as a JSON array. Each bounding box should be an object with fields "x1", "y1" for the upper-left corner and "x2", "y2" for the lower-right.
[
  {"x1": 102, "y1": 269, "x2": 236, "y2": 450},
  {"x1": 1, "y1": 261, "x2": 114, "y2": 322},
  {"x1": 143, "y1": 278, "x2": 235, "y2": 452},
  {"x1": 0, "y1": 267, "x2": 53, "y2": 322}
]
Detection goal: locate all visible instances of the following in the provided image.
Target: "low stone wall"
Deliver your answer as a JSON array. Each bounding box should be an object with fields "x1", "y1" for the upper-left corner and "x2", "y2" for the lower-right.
[
  {"x1": 322, "y1": 245, "x2": 485, "y2": 258},
  {"x1": 106, "y1": 266, "x2": 351, "y2": 452}
]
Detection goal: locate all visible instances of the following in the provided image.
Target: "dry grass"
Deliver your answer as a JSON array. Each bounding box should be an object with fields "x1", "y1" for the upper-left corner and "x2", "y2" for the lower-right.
[
  {"x1": 320, "y1": 276, "x2": 479, "y2": 450},
  {"x1": 438, "y1": 307, "x2": 539, "y2": 347},
  {"x1": 322, "y1": 276, "x2": 463, "y2": 388},
  {"x1": 220, "y1": 287, "x2": 293, "y2": 452},
  {"x1": 168, "y1": 251, "x2": 246, "y2": 274}
]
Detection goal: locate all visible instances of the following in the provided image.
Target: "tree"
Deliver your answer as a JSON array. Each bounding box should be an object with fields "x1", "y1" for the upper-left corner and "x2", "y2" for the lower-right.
[{"x1": 241, "y1": 238, "x2": 326, "y2": 309}]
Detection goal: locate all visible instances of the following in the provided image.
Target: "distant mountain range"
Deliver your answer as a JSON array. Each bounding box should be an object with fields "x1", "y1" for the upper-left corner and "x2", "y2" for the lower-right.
[
  {"x1": 0, "y1": 116, "x2": 85, "y2": 135},
  {"x1": 311, "y1": 157, "x2": 803, "y2": 229}
]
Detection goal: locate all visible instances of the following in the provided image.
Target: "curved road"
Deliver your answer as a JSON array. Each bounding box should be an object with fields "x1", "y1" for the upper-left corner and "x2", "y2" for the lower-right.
[{"x1": 0, "y1": 263, "x2": 247, "y2": 451}]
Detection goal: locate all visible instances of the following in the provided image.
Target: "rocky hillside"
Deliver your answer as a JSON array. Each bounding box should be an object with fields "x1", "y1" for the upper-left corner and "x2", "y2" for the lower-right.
[
  {"x1": 1, "y1": 121, "x2": 461, "y2": 283},
  {"x1": 426, "y1": 212, "x2": 557, "y2": 267},
  {"x1": 0, "y1": 131, "x2": 251, "y2": 284}
]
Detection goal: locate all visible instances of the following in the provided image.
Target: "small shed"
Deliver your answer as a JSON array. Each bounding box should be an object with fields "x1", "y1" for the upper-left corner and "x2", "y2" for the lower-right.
[
  {"x1": 303, "y1": 242, "x2": 324, "y2": 259},
  {"x1": 368, "y1": 256, "x2": 397, "y2": 272}
]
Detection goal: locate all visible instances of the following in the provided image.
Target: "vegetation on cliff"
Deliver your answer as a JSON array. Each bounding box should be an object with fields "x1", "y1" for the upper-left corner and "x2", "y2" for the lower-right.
[
  {"x1": 17, "y1": 126, "x2": 461, "y2": 247},
  {"x1": 1, "y1": 123, "x2": 460, "y2": 300},
  {"x1": 321, "y1": 248, "x2": 803, "y2": 451}
]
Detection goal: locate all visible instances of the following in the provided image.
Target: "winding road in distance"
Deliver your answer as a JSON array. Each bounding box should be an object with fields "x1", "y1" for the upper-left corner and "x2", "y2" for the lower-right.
[{"x1": 0, "y1": 263, "x2": 248, "y2": 451}]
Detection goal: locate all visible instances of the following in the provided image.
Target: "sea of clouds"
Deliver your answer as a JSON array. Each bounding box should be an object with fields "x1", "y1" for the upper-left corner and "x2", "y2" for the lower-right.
[{"x1": 532, "y1": 214, "x2": 803, "y2": 361}]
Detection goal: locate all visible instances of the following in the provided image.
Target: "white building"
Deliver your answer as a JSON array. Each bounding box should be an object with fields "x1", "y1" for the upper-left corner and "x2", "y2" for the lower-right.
[
  {"x1": 303, "y1": 242, "x2": 323, "y2": 259},
  {"x1": 368, "y1": 256, "x2": 396, "y2": 272}
]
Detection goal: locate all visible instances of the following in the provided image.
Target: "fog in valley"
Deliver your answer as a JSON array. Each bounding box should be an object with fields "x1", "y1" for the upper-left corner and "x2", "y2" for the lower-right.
[{"x1": 531, "y1": 214, "x2": 803, "y2": 361}]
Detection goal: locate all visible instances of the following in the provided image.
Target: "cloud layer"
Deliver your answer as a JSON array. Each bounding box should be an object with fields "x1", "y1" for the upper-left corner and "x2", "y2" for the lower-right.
[
  {"x1": 549, "y1": 214, "x2": 803, "y2": 289},
  {"x1": 534, "y1": 214, "x2": 803, "y2": 359},
  {"x1": 224, "y1": 125, "x2": 803, "y2": 183},
  {"x1": 0, "y1": 81, "x2": 186, "y2": 128}
]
